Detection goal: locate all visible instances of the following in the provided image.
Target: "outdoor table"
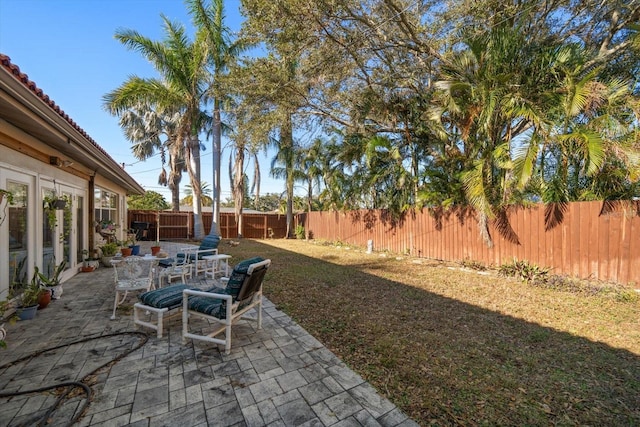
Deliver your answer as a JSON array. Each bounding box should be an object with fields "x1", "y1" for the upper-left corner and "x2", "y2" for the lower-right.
[{"x1": 202, "y1": 254, "x2": 232, "y2": 279}]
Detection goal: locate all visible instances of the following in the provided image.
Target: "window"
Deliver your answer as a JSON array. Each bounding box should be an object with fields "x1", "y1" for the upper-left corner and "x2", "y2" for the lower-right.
[{"x1": 95, "y1": 188, "x2": 118, "y2": 226}]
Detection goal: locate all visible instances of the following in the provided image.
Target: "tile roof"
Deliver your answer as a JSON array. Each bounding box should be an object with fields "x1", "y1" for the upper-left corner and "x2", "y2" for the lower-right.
[{"x1": 0, "y1": 53, "x2": 120, "y2": 167}]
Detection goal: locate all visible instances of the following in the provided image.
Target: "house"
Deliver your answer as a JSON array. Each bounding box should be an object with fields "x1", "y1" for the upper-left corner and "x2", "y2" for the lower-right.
[{"x1": 0, "y1": 54, "x2": 144, "y2": 298}]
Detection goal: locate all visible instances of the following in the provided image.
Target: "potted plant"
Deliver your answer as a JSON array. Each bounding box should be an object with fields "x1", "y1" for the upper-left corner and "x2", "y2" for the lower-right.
[
  {"x1": 120, "y1": 242, "x2": 133, "y2": 257},
  {"x1": 38, "y1": 286, "x2": 52, "y2": 310},
  {"x1": 150, "y1": 240, "x2": 161, "y2": 256},
  {"x1": 0, "y1": 188, "x2": 13, "y2": 226},
  {"x1": 17, "y1": 274, "x2": 42, "y2": 320},
  {"x1": 127, "y1": 232, "x2": 140, "y2": 256},
  {"x1": 0, "y1": 299, "x2": 18, "y2": 348},
  {"x1": 81, "y1": 249, "x2": 99, "y2": 271},
  {"x1": 96, "y1": 219, "x2": 120, "y2": 245},
  {"x1": 100, "y1": 242, "x2": 119, "y2": 267},
  {"x1": 43, "y1": 194, "x2": 67, "y2": 210},
  {"x1": 36, "y1": 261, "x2": 66, "y2": 300}
]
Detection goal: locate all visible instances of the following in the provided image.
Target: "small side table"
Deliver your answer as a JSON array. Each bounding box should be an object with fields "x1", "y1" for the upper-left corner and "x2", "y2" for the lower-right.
[{"x1": 202, "y1": 254, "x2": 232, "y2": 279}]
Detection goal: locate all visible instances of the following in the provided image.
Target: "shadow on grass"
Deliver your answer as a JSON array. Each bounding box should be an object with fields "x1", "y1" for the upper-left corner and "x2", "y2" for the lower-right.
[{"x1": 225, "y1": 239, "x2": 640, "y2": 426}]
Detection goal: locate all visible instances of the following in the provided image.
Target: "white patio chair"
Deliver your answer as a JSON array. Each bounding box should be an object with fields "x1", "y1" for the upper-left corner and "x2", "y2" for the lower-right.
[
  {"x1": 182, "y1": 257, "x2": 271, "y2": 354},
  {"x1": 170, "y1": 234, "x2": 221, "y2": 276},
  {"x1": 110, "y1": 256, "x2": 158, "y2": 320},
  {"x1": 158, "y1": 257, "x2": 193, "y2": 287}
]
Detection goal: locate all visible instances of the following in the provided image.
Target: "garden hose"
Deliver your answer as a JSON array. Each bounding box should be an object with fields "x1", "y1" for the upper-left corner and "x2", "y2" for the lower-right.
[{"x1": 0, "y1": 331, "x2": 149, "y2": 427}]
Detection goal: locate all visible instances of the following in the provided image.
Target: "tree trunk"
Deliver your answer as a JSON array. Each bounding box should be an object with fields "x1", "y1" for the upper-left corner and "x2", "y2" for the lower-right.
[
  {"x1": 233, "y1": 144, "x2": 245, "y2": 238},
  {"x1": 169, "y1": 149, "x2": 182, "y2": 211},
  {"x1": 283, "y1": 114, "x2": 294, "y2": 239},
  {"x1": 186, "y1": 134, "x2": 205, "y2": 240},
  {"x1": 306, "y1": 180, "x2": 312, "y2": 240},
  {"x1": 211, "y1": 98, "x2": 222, "y2": 236}
]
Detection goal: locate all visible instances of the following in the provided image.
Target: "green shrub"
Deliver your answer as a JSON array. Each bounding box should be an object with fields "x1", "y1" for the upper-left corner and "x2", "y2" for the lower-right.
[
  {"x1": 498, "y1": 259, "x2": 550, "y2": 283},
  {"x1": 460, "y1": 259, "x2": 487, "y2": 271}
]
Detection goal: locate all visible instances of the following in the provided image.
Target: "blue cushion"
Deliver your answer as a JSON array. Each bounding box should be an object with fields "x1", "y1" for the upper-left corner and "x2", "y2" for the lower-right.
[
  {"x1": 224, "y1": 257, "x2": 265, "y2": 299},
  {"x1": 188, "y1": 296, "x2": 223, "y2": 317},
  {"x1": 186, "y1": 258, "x2": 265, "y2": 318},
  {"x1": 158, "y1": 258, "x2": 175, "y2": 268},
  {"x1": 139, "y1": 284, "x2": 190, "y2": 310},
  {"x1": 200, "y1": 234, "x2": 221, "y2": 250},
  {"x1": 204, "y1": 286, "x2": 226, "y2": 294},
  {"x1": 173, "y1": 235, "x2": 220, "y2": 262}
]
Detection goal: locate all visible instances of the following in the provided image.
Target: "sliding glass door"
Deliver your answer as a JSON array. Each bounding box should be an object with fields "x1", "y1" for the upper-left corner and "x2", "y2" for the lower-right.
[{"x1": 2, "y1": 171, "x2": 33, "y2": 299}]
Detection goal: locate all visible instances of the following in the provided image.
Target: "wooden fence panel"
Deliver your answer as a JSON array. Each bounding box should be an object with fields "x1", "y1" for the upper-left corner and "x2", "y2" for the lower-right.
[
  {"x1": 304, "y1": 201, "x2": 640, "y2": 284},
  {"x1": 128, "y1": 211, "x2": 288, "y2": 241}
]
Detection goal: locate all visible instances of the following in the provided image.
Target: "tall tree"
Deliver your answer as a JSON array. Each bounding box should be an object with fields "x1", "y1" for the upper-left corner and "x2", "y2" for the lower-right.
[
  {"x1": 186, "y1": 0, "x2": 245, "y2": 236},
  {"x1": 226, "y1": 113, "x2": 262, "y2": 237},
  {"x1": 182, "y1": 182, "x2": 213, "y2": 207},
  {"x1": 103, "y1": 16, "x2": 210, "y2": 239},
  {"x1": 239, "y1": 0, "x2": 321, "y2": 237},
  {"x1": 299, "y1": 138, "x2": 324, "y2": 238},
  {"x1": 118, "y1": 107, "x2": 184, "y2": 210}
]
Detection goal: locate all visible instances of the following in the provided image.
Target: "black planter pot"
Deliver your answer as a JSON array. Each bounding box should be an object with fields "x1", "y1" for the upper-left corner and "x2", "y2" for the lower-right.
[{"x1": 53, "y1": 199, "x2": 67, "y2": 210}]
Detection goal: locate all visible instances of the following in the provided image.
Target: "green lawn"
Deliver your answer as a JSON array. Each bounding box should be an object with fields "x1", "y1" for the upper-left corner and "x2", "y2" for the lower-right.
[{"x1": 222, "y1": 238, "x2": 640, "y2": 426}]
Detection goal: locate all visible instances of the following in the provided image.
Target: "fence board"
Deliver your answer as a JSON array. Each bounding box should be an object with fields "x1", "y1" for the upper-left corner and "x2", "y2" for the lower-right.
[
  {"x1": 128, "y1": 211, "x2": 288, "y2": 241},
  {"x1": 304, "y1": 201, "x2": 639, "y2": 285},
  {"x1": 608, "y1": 210, "x2": 622, "y2": 282},
  {"x1": 629, "y1": 214, "x2": 640, "y2": 285},
  {"x1": 619, "y1": 210, "x2": 632, "y2": 284}
]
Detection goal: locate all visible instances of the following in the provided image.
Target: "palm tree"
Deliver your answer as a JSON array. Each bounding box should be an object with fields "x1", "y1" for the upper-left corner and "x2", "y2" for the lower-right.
[
  {"x1": 182, "y1": 182, "x2": 213, "y2": 207},
  {"x1": 432, "y1": 25, "x2": 547, "y2": 245},
  {"x1": 270, "y1": 121, "x2": 302, "y2": 238},
  {"x1": 296, "y1": 138, "x2": 324, "y2": 239},
  {"x1": 513, "y1": 44, "x2": 637, "y2": 225},
  {"x1": 228, "y1": 132, "x2": 261, "y2": 237},
  {"x1": 186, "y1": 0, "x2": 246, "y2": 236},
  {"x1": 103, "y1": 15, "x2": 210, "y2": 239},
  {"x1": 118, "y1": 107, "x2": 184, "y2": 210}
]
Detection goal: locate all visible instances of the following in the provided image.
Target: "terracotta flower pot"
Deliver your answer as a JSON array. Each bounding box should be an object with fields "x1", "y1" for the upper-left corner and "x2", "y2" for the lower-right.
[
  {"x1": 151, "y1": 246, "x2": 161, "y2": 256},
  {"x1": 38, "y1": 289, "x2": 52, "y2": 310},
  {"x1": 121, "y1": 247, "x2": 133, "y2": 257}
]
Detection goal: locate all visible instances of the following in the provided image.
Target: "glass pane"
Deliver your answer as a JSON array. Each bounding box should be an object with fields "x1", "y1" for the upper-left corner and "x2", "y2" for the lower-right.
[
  {"x1": 42, "y1": 188, "x2": 55, "y2": 276},
  {"x1": 77, "y1": 195, "x2": 84, "y2": 265},
  {"x1": 8, "y1": 181, "x2": 28, "y2": 298},
  {"x1": 62, "y1": 192, "x2": 72, "y2": 270},
  {"x1": 94, "y1": 189, "x2": 101, "y2": 211}
]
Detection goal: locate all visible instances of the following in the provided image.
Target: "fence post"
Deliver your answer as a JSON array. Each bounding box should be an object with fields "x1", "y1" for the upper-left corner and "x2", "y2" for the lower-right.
[{"x1": 187, "y1": 212, "x2": 192, "y2": 240}]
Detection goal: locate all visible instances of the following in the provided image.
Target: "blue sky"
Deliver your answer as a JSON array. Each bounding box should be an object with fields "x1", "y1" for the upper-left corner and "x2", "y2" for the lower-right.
[{"x1": 0, "y1": 0, "x2": 284, "y2": 202}]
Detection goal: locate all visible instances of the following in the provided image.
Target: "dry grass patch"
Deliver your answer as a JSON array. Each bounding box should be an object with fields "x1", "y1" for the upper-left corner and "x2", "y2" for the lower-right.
[{"x1": 223, "y1": 238, "x2": 640, "y2": 426}]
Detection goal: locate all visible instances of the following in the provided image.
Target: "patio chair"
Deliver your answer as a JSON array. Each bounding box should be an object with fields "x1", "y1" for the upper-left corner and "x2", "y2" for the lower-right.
[
  {"x1": 158, "y1": 256, "x2": 193, "y2": 287},
  {"x1": 133, "y1": 283, "x2": 216, "y2": 338},
  {"x1": 182, "y1": 257, "x2": 271, "y2": 354},
  {"x1": 158, "y1": 233, "x2": 221, "y2": 276},
  {"x1": 110, "y1": 256, "x2": 158, "y2": 320}
]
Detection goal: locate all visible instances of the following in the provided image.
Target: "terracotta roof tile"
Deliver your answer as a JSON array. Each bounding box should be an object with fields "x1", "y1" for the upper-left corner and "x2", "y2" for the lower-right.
[{"x1": 0, "y1": 53, "x2": 123, "y2": 169}]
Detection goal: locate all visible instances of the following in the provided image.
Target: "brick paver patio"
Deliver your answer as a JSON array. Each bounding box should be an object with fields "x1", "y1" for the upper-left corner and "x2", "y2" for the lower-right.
[{"x1": 0, "y1": 242, "x2": 418, "y2": 426}]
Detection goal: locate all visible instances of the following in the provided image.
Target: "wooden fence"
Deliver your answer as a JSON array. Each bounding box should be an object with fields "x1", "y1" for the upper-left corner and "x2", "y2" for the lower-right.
[
  {"x1": 301, "y1": 201, "x2": 640, "y2": 285},
  {"x1": 127, "y1": 210, "x2": 289, "y2": 240}
]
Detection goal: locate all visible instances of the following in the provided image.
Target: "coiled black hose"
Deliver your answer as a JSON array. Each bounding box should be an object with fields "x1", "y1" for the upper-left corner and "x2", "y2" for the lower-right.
[{"x1": 0, "y1": 331, "x2": 149, "y2": 427}]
